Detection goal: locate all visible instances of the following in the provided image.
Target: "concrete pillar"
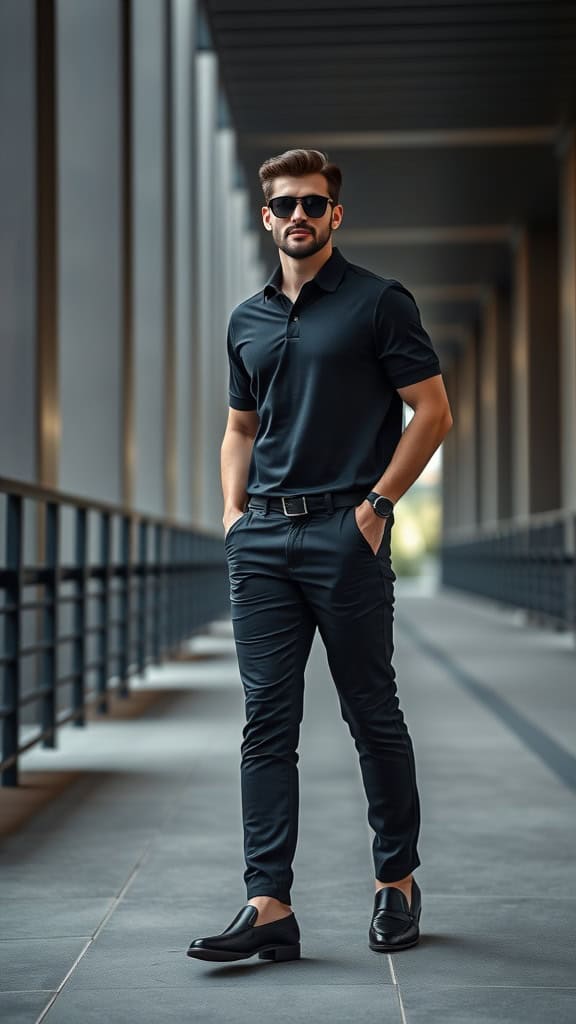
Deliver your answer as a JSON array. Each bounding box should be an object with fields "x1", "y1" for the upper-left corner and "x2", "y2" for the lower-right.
[
  {"x1": 441, "y1": 363, "x2": 458, "y2": 534},
  {"x1": 131, "y1": 0, "x2": 168, "y2": 517},
  {"x1": 245, "y1": 229, "x2": 264, "y2": 295},
  {"x1": 479, "y1": 287, "x2": 512, "y2": 525},
  {"x1": 216, "y1": 125, "x2": 238, "y2": 429},
  {"x1": 220, "y1": 133, "x2": 238, "y2": 316},
  {"x1": 172, "y1": 0, "x2": 196, "y2": 521},
  {"x1": 0, "y1": 0, "x2": 38, "y2": 483},
  {"x1": 558, "y1": 128, "x2": 576, "y2": 511},
  {"x1": 229, "y1": 186, "x2": 246, "y2": 309},
  {"x1": 194, "y1": 49, "x2": 219, "y2": 526},
  {"x1": 57, "y1": 0, "x2": 123, "y2": 505},
  {"x1": 510, "y1": 227, "x2": 560, "y2": 517},
  {"x1": 455, "y1": 333, "x2": 479, "y2": 529}
]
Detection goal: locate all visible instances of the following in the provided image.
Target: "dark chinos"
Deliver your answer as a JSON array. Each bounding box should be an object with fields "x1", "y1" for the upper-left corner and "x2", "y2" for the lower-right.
[
  {"x1": 224, "y1": 246, "x2": 442, "y2": 906},
  {"x1": 225, "y1": 494, "x2": 420, "y2": 905}
]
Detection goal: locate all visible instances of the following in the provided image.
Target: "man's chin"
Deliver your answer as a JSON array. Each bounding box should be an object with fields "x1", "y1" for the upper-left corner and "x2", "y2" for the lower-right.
[{"x1": 280, "y1": 236, "x2": 328, "y2": 260}]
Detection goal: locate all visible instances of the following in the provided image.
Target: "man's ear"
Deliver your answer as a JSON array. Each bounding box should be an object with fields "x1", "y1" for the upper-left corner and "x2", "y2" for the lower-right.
[{"x1": 332, "y1": 205, "x2": 344, "y2": 229}]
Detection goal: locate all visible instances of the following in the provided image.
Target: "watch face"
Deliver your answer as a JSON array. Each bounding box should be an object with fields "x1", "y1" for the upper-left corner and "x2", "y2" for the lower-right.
[{"x1": 374, "y1": 496, "x2": 394, "y2": 517}]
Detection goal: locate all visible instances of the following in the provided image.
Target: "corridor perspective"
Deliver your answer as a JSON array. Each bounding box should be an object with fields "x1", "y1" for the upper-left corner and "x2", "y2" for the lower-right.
[{"x1": 1, "y1": 2, "x2": 576, "y2": 1023}]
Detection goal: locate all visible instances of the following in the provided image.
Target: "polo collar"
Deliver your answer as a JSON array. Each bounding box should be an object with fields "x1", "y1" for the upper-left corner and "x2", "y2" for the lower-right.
[{"x1": 263, "y1": 246, "x2": 347, "y2": 301}]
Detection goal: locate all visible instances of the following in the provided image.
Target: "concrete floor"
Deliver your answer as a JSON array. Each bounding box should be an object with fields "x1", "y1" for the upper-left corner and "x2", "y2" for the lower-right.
[{"x1": 1, "y1": 581, "x2": 575, "y2": 1023}]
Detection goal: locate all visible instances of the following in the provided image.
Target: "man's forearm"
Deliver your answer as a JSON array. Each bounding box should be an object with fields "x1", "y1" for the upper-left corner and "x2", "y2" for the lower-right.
[
  {"x1": 371, "y1": 409, "x2": 452, "y2": 505},
  {"x1": 221, "y1": 429, "x2": 255, "y2": 518}
]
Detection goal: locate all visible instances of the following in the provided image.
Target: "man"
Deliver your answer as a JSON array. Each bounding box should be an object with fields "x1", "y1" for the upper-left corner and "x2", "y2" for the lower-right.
[{"x1": 187, "y1": 148, "x2": 453, "y2": 964}]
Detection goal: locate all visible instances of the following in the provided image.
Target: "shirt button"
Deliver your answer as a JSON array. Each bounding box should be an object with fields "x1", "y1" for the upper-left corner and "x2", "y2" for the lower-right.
[{"x1": 293, "y1": 315, "x2": 299, "y2": 321}]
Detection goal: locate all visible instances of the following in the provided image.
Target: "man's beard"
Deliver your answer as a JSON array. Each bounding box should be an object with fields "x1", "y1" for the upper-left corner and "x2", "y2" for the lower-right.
[{"x1": 274, "y1": 222, "x2": 332, "y2": 260}]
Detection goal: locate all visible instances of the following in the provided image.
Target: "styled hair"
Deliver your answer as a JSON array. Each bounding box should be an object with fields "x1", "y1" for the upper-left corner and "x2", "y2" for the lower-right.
[{"x1": 258, "y1": 149, "x2": 342, "y2": 204}]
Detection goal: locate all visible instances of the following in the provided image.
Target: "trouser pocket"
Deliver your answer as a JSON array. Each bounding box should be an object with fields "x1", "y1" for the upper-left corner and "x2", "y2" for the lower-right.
[
  {"x1": 224, "y1": 509, "x2": 251, "y2": 546},
  {"x1": 348, "y1": 504, "x2": 394, "y2": 557}
]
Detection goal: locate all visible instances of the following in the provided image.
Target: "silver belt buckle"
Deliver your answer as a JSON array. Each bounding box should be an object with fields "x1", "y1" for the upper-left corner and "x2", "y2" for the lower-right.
[{"x1": 281, "y1": 495, "x2": 308, "y2": 517}]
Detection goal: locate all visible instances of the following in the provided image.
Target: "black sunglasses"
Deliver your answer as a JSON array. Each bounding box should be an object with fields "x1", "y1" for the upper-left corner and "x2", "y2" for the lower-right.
[{"x1": 268, "y1": 194, "x2": 335, "y2": 219}]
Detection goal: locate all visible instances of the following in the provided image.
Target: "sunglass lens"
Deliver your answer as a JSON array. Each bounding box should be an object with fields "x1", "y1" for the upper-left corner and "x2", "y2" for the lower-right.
[
  {"x1": 269, "y1": 197, "x2": 296, "y2": 217},
  {"x1": 302, "y1": 196, "x2": 329, "y2": 217}
]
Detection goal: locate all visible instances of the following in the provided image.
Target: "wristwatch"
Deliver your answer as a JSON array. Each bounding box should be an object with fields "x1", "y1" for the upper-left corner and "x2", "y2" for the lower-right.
[{"x1": 366, "y1": 491, "x2": 395, "y2": 518}]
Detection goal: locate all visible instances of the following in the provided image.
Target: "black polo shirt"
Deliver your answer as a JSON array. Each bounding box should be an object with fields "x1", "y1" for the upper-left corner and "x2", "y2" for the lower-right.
[{"x1": 227, "y1": 245, "x2": 441, "y2": 497}]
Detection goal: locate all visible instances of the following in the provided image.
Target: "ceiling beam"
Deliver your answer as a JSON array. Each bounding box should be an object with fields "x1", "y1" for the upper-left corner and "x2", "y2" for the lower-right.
[
  {"x1": 241, "y1": 127, "x2": 558, "y2": 149},
  {"x1": 337, "y1": 225, "x2": 514, "y2": 245}
]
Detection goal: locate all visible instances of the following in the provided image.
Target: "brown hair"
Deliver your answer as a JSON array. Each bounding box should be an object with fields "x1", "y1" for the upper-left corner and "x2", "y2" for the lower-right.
[{"x1": 258, "y1": 149, "x2": 342, "y2": 204}]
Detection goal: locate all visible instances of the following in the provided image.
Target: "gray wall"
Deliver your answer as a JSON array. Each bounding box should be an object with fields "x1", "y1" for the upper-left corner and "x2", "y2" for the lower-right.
[
  {"x1": 132, "y1": 0, "x2": 167, "y2": 516},
  {"x1": 57, "y1": 0, "x2": 123, "y2": 504},
  {"x1": 0, "y1": 0, "x2": 37, "y2": 482}
]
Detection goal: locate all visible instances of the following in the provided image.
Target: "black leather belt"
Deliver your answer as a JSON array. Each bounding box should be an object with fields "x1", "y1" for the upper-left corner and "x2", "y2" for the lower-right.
[{"x1": 246, "y1": 490, "x2": 368, "y2": 517}]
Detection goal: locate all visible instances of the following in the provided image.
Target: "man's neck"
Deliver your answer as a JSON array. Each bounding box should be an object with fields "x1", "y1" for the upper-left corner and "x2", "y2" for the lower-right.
[{"x1": 277, "y1": 241, "x2": 334, "y2": 301}]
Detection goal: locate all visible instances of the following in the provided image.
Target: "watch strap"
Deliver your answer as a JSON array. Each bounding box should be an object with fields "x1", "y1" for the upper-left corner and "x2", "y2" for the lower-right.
[{"x1": 366, "y1": 492, "x2": 395, "y2": 517}]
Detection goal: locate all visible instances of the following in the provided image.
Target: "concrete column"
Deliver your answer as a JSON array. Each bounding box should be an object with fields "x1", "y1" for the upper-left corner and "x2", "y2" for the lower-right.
[
  {"x1": 57, "y1": 0, "x2": 123, "y2": 505},
  {"x1": 510, "y1": 227, "x2": 560, "y2": 517},
  {"x1": 479, "y1": 287, "x2": 512, "y2": 525},
  {"x1": 454, "y1": 333, "x2": 479, "y2": 529},
  {"x1": 220, "y1": 133, "x2": 237, "y2": 316},
  {"x1": 229, "y1": 186, "x2": 245, "y2": 309},
  {"x1": 216, "y1": 125, "x2": 238, "y2": 430},
  {"x1": 558, "y1": 128, "x2": 576, "y2": 511},
  {"x1": 0, "y1": 0, "x2": 39, "y2": 483},
  {"x1": 131, "y1": 0, "x2": 167, "y2": 517},
  {"x1": 237, "y1": 189, "x2": 253, "y2": 299},
  {"x1": 441, "y1": 363, "x2": 458, "y2": 534},
  {"x1": 172, "y1": 0, "x2": 196, "y2": 521},
  {"x1": 194, "y1": 49, "x2": 219, "y2": 526},
  {"x1": 245, "y1": 229, "x2": 264, "y2": 295}
]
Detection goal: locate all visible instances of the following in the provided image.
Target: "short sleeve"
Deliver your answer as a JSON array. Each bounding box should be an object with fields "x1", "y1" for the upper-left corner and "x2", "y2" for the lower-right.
[
  {"x1": 227, "y1": 319, "x2": 257, "y2": 411},
  {"x1": 373, "y1": 282, "x2": 441, "y2": 388}
]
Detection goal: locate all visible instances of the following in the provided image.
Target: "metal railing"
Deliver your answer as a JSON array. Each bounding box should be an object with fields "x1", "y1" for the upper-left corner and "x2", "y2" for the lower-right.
[
  {"x1": 441, "y1": 508, "x2": 576, "y2": 631},
  {"x1": 0, "y1": 476, "x2": 229, "y2": 786}
]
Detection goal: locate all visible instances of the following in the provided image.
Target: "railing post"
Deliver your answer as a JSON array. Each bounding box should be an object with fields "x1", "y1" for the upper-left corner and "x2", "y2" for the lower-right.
[
  {"x1": 96, "y1": 512, "x2": 111, "y2": 714},
  {"x1": 73, "y1": 507, "x2": 88, "y2": 726},
  {"x1": 176, "y1": 529, "x2": 184, "y2": 647},
  {"x1": 168, "y1": 527, "x2": 177, "y2": 653},
  {"x1": 118, "y1": 514, "x2": 132, "y2": 698},
  {"x1": 186, "y1": 532, "x2": 194, "y2": 634},
  {"x1": 41, "y1": 500, "x2": 59, "y2": 746},
  {"x1": 137, "y1": 519, "x2": 148, "y2": 676},
  {"x1": 152, "y1": 523, "x2": 163, "y2": 664},
  {"x1": 2, "y1": 495, "x2": 23, "y2": 786},
  {"x1": 566, "y1": 512, "x2": 576, "y2": 642}
]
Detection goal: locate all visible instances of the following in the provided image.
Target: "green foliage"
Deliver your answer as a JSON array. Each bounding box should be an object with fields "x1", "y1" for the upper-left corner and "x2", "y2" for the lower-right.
[{"x1": 391, "y1": 486, "x2": 441, "y2": 577}]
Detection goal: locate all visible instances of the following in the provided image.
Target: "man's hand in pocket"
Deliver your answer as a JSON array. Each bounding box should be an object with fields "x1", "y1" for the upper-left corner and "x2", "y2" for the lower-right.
[{"x1": 354, "y1": 501, "x2": 389, "y2": 556}]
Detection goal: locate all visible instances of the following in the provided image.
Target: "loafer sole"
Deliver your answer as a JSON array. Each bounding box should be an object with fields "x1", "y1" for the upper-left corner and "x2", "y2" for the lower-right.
[
  {"x1": 187, "y1": 942, "x2": 301, "y2": 963},
  {"x1": 369, "y1": 933, "x2": 420, "y2": 953}
]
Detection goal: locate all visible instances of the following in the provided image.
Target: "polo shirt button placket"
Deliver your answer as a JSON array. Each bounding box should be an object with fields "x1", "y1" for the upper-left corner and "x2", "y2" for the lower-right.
[{"x1": 287, "y1": 312, "x2": 300, "y2": 341}]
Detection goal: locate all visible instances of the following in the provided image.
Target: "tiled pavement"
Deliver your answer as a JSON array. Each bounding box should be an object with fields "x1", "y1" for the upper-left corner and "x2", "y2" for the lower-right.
[{"x1": 1, "y1": 579, "x2": 575, "y2": 1023}]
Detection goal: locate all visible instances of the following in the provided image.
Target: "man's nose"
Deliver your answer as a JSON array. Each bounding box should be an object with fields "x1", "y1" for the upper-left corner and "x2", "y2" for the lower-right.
[{"x1": 290, "y1": 200, "x2": 307, "y2": 220}]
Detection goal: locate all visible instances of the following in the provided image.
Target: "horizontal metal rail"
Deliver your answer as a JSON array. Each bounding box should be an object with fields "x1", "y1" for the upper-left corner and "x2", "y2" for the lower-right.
[
  {"x1": 441, "y1": 510, "x2": 576, "y2": 631},
  {"x1": 0, "y1": 475, "x2": 229, "y2": 786}
]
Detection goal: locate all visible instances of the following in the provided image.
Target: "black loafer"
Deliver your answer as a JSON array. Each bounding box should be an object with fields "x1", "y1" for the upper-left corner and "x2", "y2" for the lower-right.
[
  {"x1": 369, "y1": 879, "x2": 422, "y2": 952},
  {"x1": 186, "y1": 904, "x2": 301, "y2": 963}
]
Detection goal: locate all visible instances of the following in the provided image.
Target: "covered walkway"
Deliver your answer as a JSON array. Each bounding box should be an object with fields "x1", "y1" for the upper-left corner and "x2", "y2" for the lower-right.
[
  {"x1": 1, "y1": 585, "x2": 575, "y2": 1023},
  {"x1": 2, "y1": 3, "x2": 576, "y2": 1022}
]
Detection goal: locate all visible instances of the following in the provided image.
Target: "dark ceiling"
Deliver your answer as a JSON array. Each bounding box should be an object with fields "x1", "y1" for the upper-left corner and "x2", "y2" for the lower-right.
[{"x1": 204, "y1": 1, "x2": 576, "y2": 362}]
